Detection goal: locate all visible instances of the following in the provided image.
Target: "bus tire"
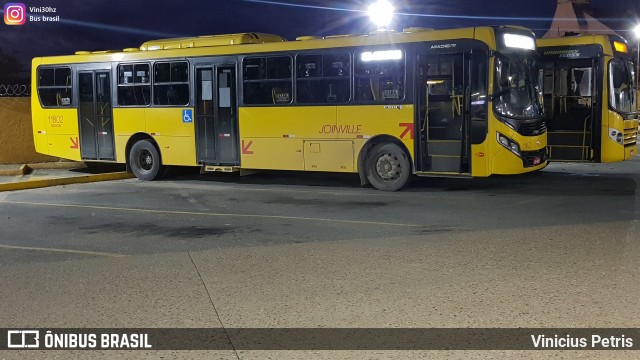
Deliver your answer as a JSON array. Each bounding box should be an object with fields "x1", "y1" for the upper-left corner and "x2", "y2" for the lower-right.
[
  {"x1": 365, "y1": 143, "x2": 411, "y2": 191},
  {"x1": 129, "y1": 140, "x2": 163, "y2": 180}
]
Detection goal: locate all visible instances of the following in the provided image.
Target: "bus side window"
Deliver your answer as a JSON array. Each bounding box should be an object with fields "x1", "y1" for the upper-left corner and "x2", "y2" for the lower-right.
[
  {"x1": 117, "y1": 63, "x2": 151, "y2": 106},
  {"x1": 296, "y1": 52, "x2": 350, "y2": 104},
  {"x1": 37, "y1": 67, "x2": 73, "y2": 107},
  {"x1": 354, "y1": 49, "x2": 405, "y2": 103},
  {"x1": 153, "y1": 61, "x2": 190, "y2": 106},
  {"x1": 243, "y1": 56, "x2": 292, "y2": 105}
]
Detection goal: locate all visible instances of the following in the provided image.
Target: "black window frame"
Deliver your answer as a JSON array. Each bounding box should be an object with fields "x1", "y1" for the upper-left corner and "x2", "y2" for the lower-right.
[
  {"x1": 608, "y1": 57, "x2": 637, "y2": 115},
  {"x1": 353, "y1": 48, "x2": 407, "y2": 104},
  {"x1": 295, "y1": 51, "x2": 351, "y2": 105},
  {"x1": 37, "y1": 66, "x2": 73, "y2": 108},
  {"x1": 152, "y1": 60, "x2": 191, "y2": 107},
  {"x1": 117, "y1": 62, "x2": 152, "y2": 107},
  {"x1": 242, "y1": 55, "x2": 293, "y2": 106}
]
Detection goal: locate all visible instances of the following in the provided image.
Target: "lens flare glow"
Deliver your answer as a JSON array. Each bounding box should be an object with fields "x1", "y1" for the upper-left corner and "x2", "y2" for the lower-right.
[{"x1": 367, "y1": 0, "x2": 394, "y2": 29}]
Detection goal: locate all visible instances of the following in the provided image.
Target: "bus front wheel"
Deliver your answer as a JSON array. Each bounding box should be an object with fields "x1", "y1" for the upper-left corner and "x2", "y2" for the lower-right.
[
  {"x1": 365, "y1": 143, "x2": 411, "y2": 191},
  {"x1": 129, "y1": 140, "x2": 163, "y2": 180}
]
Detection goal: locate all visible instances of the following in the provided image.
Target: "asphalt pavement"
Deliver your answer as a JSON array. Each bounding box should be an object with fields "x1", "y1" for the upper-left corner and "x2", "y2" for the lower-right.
[{"x1": 0, "y1": 158, "x2": 638, "y2": 359}]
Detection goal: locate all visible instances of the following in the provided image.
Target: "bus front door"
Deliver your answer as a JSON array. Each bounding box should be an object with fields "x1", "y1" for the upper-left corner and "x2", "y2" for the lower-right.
[
  {"x1": 416, "y1": 53, "x2": 470, "y2": 174},
  {"x1": 542, "y1": 60, "x2": 597, "y2": 161},
  {"x1": 195, "y1": 65, "x2": 239, "y2": 166},
  {"x1": 78, "y1": 71, "x2": 115, "y2": 160}
]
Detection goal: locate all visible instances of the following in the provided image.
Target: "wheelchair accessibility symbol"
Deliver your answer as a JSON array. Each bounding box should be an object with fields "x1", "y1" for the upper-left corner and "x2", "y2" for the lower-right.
[{"x1": 182, "y1": 109, "x2": 193, "y2": 123}]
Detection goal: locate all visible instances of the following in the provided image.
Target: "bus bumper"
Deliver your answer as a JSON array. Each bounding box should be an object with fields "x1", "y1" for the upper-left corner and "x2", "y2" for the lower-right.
[{"x1": 491, "y1": 147, "x2": 548, "y2": 175}]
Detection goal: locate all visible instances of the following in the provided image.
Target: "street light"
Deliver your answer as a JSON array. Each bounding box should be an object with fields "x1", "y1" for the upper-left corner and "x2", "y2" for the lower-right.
[{"x1": 368, "y1": 0, "x2": 394, "y2": 30}]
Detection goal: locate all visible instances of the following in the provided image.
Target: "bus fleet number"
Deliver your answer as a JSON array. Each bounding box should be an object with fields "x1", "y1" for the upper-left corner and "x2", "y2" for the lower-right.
[{"x1": 48, "y1": 115, "x2": 64, "y2": 127}]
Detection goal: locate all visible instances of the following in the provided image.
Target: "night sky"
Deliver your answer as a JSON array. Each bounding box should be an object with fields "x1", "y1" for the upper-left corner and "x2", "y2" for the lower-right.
[{"x1": 1, "y1": 0, "x2": 639, "y2": 79}]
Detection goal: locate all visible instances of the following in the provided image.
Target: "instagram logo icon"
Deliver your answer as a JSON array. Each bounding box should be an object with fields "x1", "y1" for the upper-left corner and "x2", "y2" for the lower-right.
[{"x1": 4, "y1": 3, "x2": 26, "y2": 25}]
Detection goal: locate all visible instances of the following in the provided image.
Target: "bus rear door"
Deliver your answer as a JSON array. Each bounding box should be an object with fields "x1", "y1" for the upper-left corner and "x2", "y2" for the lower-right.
[
  {"x1": 78, "y1": 70, "x2": 115, "y2": 160},
  {"x1": 195, "y1": 63, "x2": 239, "y2": 166}
]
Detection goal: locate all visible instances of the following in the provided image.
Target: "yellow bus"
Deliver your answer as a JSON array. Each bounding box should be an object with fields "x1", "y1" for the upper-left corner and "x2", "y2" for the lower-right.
[
  {"x1": 538, "y1": 35, "x2": 638, "y2": 162},
  {"x1": 32, "y1": 26, "x2": 547, "y2": 191}
]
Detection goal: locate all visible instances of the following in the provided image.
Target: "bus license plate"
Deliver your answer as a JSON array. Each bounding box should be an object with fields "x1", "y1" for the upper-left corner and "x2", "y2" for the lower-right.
[{"x1": 532, "y1": 157, "x2": 541, "y2": 165}]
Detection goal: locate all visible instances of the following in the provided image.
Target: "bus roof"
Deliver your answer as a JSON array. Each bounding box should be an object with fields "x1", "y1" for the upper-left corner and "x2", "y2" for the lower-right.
[
  {"x1": 139, "y1": 33, "x2": 287, "y2": 51},
  {"x1": 33, "y1": 26, "x2": 530, "y2": 66}
]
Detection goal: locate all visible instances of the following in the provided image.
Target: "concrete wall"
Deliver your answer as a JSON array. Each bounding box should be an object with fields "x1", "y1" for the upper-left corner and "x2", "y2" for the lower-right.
[{"x1": 0, "y1": 97, "x2": 57, "y2": 164}]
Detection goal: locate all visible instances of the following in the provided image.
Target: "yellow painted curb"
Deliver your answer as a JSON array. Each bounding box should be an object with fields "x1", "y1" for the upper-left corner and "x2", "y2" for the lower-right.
[
  {"x1": 28, "y1": 162, "x2": 87, "y2": 170},
  {"x1": 0, "y1": 172, "x2": 134, "y2": 192}
]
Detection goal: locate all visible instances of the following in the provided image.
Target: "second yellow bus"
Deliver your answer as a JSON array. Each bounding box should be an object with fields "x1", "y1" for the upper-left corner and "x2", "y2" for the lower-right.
[{"x1": 538, "y1": 35, "x2": 638, "y2": 162}]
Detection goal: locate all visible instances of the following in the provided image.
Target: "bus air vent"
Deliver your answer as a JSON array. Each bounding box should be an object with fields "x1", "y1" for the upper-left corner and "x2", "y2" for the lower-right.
[{"x1": 139, "y1": 33, "x2": 287, "y2": 51}]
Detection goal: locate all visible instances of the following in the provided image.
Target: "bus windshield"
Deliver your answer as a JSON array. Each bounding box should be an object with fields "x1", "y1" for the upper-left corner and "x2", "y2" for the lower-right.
[
  {"x1": 493, "y1": 53, "x2": 544, "y2": 119},
  {"x1": 609, "y1": 58, "x2": 637, "y2": 114}
]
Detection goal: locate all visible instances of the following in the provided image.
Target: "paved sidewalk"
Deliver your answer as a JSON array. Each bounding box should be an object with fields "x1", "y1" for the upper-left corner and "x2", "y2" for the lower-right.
[{"x1": 0, "y1": 162, "x2": 132, "y2": 191}]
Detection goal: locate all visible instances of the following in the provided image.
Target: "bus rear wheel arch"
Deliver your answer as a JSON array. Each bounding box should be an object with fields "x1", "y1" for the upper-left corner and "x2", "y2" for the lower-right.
[
  {"x1": 363, "y1": 142, "x2": 412, "y2": 191},
  {"x1": 128, "y1": 139, "x2": 164, "y2": 181}
]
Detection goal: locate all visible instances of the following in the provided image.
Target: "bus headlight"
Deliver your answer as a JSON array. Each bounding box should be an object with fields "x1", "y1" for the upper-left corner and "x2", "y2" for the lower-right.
[
  {"x1": 609, "y1": 128, "x2": 623, "y2": 144},
  {"x1": 497, "y1": 132, "x2": 521, "y2": 156}
]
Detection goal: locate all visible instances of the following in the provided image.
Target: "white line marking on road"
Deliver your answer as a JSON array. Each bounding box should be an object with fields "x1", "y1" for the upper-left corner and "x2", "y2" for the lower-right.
[
  {"x1": 144, "y1": 180, "x2": 468, "y2": 200},
  {"x1": 0, "y1": 200, "x2": 422, "y2": 228},
  {"x1": 0, "y1": 244, "x2": 128, "y2": 258}
]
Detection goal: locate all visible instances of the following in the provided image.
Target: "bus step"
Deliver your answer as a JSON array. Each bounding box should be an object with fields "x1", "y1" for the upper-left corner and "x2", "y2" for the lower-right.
[
  {"x1": 548, "y1": 131, "x2": 590, "y2": 147},
  {"x1": 203, "y1": 165, "x2": 240, "y2": 173},
  {"x1": 428, "y1": 155, "x2": 463, "y2": 173},
  {"x1": 415, "y1": 171, "x2": 471, "y2": 178},
  {"x1": 427, "y1": 140, "x2": 463, "y2": 156},
  {"x1": 548, "y1": 146, "x2": 590, "y2": 161}
]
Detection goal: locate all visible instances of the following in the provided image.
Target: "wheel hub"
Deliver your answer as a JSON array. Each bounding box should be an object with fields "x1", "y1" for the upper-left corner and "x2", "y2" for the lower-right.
[
  {"x1": 376, "y1": 153, "x2": 401, "y2": 181},
  {"x1": 138, "y1": 150, "x2": 153, "y2": 171}
]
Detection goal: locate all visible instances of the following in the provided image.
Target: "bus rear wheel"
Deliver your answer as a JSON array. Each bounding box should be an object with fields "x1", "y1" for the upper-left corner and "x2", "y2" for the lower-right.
[
  {"x1": 365, "y1": 143, "x2": 411, "y2": 191},
  {"x1": 129, "y1": 140, "x2": 163, "y2": 180}
]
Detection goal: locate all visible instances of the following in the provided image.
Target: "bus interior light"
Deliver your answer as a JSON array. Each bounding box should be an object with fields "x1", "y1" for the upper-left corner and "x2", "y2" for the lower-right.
[
  {"x1": 503, "y1": 34, "x2": 535, "y2": 50},
  {"x1": 361, "y1": 49, "x2": 403, "y2": 62}
]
